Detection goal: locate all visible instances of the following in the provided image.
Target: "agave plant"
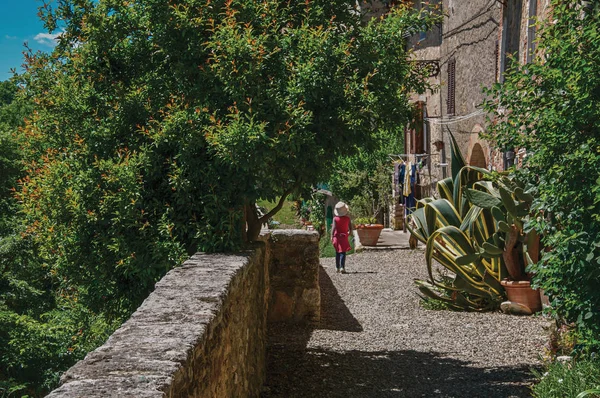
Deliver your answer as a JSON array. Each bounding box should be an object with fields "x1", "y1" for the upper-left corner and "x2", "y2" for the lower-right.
[
  {"x1": 463, "y1": 166, "x2": 540, "y2": 282},
  {"x1": 577, "y1": 389, "x2": 600, "y2": 398},
  {"x1": 409, "y1": 133, "x2": 538, "y2": 311}
]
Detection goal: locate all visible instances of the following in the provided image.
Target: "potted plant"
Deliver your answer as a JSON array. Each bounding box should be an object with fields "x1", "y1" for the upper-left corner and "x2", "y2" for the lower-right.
[
  {"x1": 408, "y1": 132, "x2": 542, "y2": 312},
  {"x1": 465, "y1": 171, "x2": 542, "y2": 313},
  {"x1": 354, "y1": 217, "x2": 384, "y2": 246}
]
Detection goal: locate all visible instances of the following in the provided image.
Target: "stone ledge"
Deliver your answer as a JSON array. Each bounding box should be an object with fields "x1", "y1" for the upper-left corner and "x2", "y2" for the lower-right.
[
  {"x1": 48, "y1": 250, "x2": 266, "y2": 398},
  {"x1": 258, "y1": 229, "x2": 320, "y2": 242},
  {"x1": 269, "y1": 229, "x2": 319, "y2": 239},
  {"x1": 47, "y1": 230, "x2": 321, "y2": 397}
]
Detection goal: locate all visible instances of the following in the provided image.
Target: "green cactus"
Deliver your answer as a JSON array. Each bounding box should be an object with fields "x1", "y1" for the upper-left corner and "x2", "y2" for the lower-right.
[
  {"x1": 409, "y1": 132, "x2": 539, "y2": 311},
  {"x1": 468, "y1": 171, "x2": 537, "y2": 281}
]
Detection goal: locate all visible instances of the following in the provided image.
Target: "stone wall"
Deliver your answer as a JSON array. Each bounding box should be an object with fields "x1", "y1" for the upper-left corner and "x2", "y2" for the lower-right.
[
  {"x1": 47, "y1": 230, "x2": 320, "y2": 397},
  {"x1": 266, "y1": 230, "x2": 320, "y2": 324},
  {"x1": 404, "y1": 0, "x2": 501, "y2": 189}
]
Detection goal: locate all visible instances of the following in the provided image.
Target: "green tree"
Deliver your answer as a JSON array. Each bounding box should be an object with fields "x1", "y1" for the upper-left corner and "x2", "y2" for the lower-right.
[
  {"x1": 1, "y1": 1, "x2": 443, "y2": 393},
  {"x1": 0, "y1": 79, "x2": 28, "y2": 234},
  {"x1": 328, "y1": 126, "x2": 404, "y2": 222},
  {"x1": 19, "y1": 0, "x2": 439, "y2": 317},
  {"x1": 483, "y1": 0, "x2": 600, "y2": 350},
  {"x1": 4, "y1": 1, "x2": 440, "y2": 392},
  {"x1": 0, "y1": 79, "x2": 109, "y2": 396}
]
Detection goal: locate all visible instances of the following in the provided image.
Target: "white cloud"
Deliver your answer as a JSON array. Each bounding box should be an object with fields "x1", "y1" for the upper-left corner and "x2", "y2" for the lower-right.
[
  {"x1": 33, "y1": 31, "x2": 62, "y2": 47},
  {"x1": 4, "y1": 35, "x2": 17, "y2": 40}
]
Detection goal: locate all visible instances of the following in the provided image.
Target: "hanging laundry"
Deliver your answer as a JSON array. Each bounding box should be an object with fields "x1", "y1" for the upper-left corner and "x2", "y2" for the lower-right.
[
  {"x1": 403, "y1": 161, "x2": 412, "y2": 198},
  {"x1": 398, "y1": 161, "x2": 406, "y2": 204},
  {"x1": 408, "y1": 162, "x2": 418, "y2": 208}
]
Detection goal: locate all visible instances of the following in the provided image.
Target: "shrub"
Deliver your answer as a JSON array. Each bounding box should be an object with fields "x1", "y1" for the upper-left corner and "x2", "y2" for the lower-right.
[
  {"x1": 483, "y1": 0, "x2": 600, "y2": 351},
  {"x1": 532, "y1": 358, "x2": 600, "y2": 398}
]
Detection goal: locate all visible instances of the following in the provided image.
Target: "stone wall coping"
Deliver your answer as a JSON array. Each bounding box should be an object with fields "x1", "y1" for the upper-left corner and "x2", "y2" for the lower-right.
[
  {"x1": 259, "y1": 229, "x2": 320, "y2": 241},
  {"x1": 47, "y1": 229, "x2": 320, "y2": 397},
  {"x1": 47, "y1": 252, "x2": 259, "y2": 398}
]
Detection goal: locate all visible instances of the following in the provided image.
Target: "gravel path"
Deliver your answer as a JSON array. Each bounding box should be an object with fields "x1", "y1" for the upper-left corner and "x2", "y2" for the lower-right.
[{"x1": 262, "y1": 250, "x2": 549, "y2": 398}]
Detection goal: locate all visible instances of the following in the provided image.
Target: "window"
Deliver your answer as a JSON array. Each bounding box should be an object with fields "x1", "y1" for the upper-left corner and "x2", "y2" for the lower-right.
[
  {"x1": 447, "y1": 58, "x2": 456, "y2": 115},
  {"x1": 500, "y1": 0, "x2": 523, "y2": 82}
]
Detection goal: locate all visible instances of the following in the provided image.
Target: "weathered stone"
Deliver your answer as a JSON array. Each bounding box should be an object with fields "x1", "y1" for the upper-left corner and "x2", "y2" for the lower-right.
[
  {"x1": 500, "y1": 301, "x2": 533, "y2": 315},
  {"x1": 557, "y1": 355, "x2": 573, "y2": 363},
  {"x1": 47, "y1": 230, "x2": 320, "y2": 397},
  {"x1": 266, "y1": 230, "x2": 321, "y2": 323},
  {"x1": 270, "y1": 291, "x2": 295, "y2": 321},
  {"x1": 48, "y1": 248, "x2": 268, "y2": 398}
]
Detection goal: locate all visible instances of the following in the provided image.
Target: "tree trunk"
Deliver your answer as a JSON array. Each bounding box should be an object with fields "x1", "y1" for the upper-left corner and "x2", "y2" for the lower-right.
[
  {"x1": 528, "y1": 229, "x2": 540, "y2": 264},
  {"x1": 245, "y1": 203, "x2": 262, "y2": 243},
  {"x1": 243, "y1": 181, "x2": 300, "y2": 243}
]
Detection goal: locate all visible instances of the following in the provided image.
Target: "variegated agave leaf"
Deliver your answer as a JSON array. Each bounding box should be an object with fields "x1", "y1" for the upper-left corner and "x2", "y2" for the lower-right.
[
  {"x1": 437, "y1": 176, "x2": 454, "y2": 202},
  {"x1": 408, "y1": 198, "x2": 461, "y2": 244},
  {"x1": 415, "y1": 225, "x2": 505, "y2": 311}
]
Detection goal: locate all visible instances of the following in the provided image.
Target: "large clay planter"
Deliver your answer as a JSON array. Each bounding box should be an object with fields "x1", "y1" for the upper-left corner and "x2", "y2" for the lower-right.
[
  {"x1": 501, "y1": 280, "x2": 542, "y2": 313},
  {"x1": 356, "y1": 224, "x2": 384, "y2": 246}
]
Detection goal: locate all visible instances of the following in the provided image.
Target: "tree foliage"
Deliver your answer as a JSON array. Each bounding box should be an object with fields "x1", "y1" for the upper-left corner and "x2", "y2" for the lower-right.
[
  {"x1": 18, "y1": 0, "x2": 438, "y2": 316},
  {"x1": 328, "y1": 127, "x2": 404, "y2": 221},
  {"x1": 1, "y1": 80, "x2": 114, "y2": 397},
  {"x1": 483, "y1": 0, "x2": 600, "y2": 350},
  {"x1": 0, "y1": 79, "x2": 28, "y2": 235},
  {"x1": 2, "y1": 0, "x2": 440, "y2": 393}
]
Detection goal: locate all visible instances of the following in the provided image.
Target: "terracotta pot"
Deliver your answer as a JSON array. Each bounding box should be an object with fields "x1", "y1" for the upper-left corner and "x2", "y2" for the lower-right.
[
  {"x1": 356, "y1": 224, "x2": 384, "y2": 246},
  {"x1": 501, "y1": 279, "x2": 542, "y2": 313}
]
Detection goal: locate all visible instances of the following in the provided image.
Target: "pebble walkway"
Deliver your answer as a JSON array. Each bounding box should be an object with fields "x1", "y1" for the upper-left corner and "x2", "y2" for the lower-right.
[{"x1": 262, "y1": 250, "x2": 548, "y2": 398}]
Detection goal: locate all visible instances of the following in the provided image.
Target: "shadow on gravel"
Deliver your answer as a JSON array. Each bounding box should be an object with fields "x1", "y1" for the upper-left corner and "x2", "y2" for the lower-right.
[
  {"x1": 319, "y1": 266, "x2": 363, "y2": 332},
  {"x1": 262, "y1": 348, "x2": 537, "y2": 397},
  {"x1": 343, "y1": 271, "x2": 378, "y2": 274},
  {"x1": 265, "y1": 266, "x2": 362, "y2": 351},
  {"x1": 263, "y1": 265, "x2": 538, "y2": 397}
]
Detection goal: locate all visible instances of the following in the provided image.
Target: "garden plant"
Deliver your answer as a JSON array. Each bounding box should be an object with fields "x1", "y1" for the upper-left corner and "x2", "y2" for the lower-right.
[
  {"x1": 483, "y1": 0, "x2": 600, "y2": 352},
  {"x1": 409, "y1": 133, "x2": 539, "y2": 311},
  {"x1": 480, "y1": 0, "x2": 600, "y2": 393}
]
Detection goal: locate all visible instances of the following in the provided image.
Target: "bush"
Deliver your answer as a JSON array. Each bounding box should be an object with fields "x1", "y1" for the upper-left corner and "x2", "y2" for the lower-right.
[
  {"x1": 329, "y1": 131, "x2": 404, "y2": 223},
  {"x1": 483, "y1": 0, "x2": 600, "y2": 350},
  {"x1": 532, "y1": 358, "x2": 600, "y2": 398}
]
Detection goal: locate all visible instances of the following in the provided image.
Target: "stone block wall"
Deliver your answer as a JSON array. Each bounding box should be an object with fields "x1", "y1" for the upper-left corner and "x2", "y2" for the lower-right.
[
  {"x1": 47, "y1": 230, "x2": 319, "y2": 397},
  {"x1": 266, "y1": 230, "x2": 320, "y2": 324}
]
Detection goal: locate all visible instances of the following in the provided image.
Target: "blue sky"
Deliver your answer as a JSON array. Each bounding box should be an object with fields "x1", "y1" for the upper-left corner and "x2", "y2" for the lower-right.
[{"x1": 0, "y1": 1, "x2": 60, "y2": 81}]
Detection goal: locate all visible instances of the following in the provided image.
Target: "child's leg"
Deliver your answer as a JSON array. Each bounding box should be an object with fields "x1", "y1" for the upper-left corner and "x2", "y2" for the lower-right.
[
  {"x1": 335, "y1": 252, "x2": 341, "y2": 270},
  {"x1": 340, "y1": 252, "x2": 346, "y2": 269}
]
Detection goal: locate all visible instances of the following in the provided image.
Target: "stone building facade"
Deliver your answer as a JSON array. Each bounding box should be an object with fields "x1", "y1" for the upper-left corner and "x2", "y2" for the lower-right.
[
  {"x1": 405, "y1": 0, "x2": 502, "y2": 196},
  {"x1": 356, "y1": 1, "x2": 552, "y2": 228},
  {"x1": 497, "y1": 0, "x2": 552, "y2": 168},
  {"x1": 363, "y1": 0, "x2": 552, "y2": 200}
]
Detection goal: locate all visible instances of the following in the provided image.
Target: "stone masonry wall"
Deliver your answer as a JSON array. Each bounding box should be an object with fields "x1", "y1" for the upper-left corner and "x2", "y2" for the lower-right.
[
  {"x1": 266, "y1": 230, "x2": 320, "y2": 324},
  {"x1": 47, "y1": 231, "x2": 319, "y2": 397}
]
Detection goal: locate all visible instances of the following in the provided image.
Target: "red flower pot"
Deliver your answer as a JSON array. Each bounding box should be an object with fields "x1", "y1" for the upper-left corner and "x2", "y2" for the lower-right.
[
  {"x1": 501, "y1": 280, "x2": 542, "y2": 313},
  {"x1": 356, "y1": 224, "x2": 384, "y2": 246}
]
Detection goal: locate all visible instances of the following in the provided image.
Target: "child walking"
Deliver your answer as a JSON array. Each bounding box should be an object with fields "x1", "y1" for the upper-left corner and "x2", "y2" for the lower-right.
[{"x1": 331, "y1": 202, "x2": 352, "y2": 274}]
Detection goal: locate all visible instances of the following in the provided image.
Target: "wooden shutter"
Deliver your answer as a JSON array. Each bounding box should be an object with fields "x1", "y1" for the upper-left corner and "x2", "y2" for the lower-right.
[
  {"x1": 447, "y1": 58, "x2": 456, "y2": 115},
  {"x1": 414, "y1": 102, "x2": 425, "y2": 155}
]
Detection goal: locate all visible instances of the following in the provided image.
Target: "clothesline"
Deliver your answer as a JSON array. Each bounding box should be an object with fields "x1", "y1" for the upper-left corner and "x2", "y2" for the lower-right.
[
  {"x1": 424, "y1": 109, "x2": 484, "y2": 125},
  {"x1": 389, "y1": 153, "x2": 431, "y2": 157},
  {"x1": 388, "y1": 153, "x2": 431, "y2": 162}
]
